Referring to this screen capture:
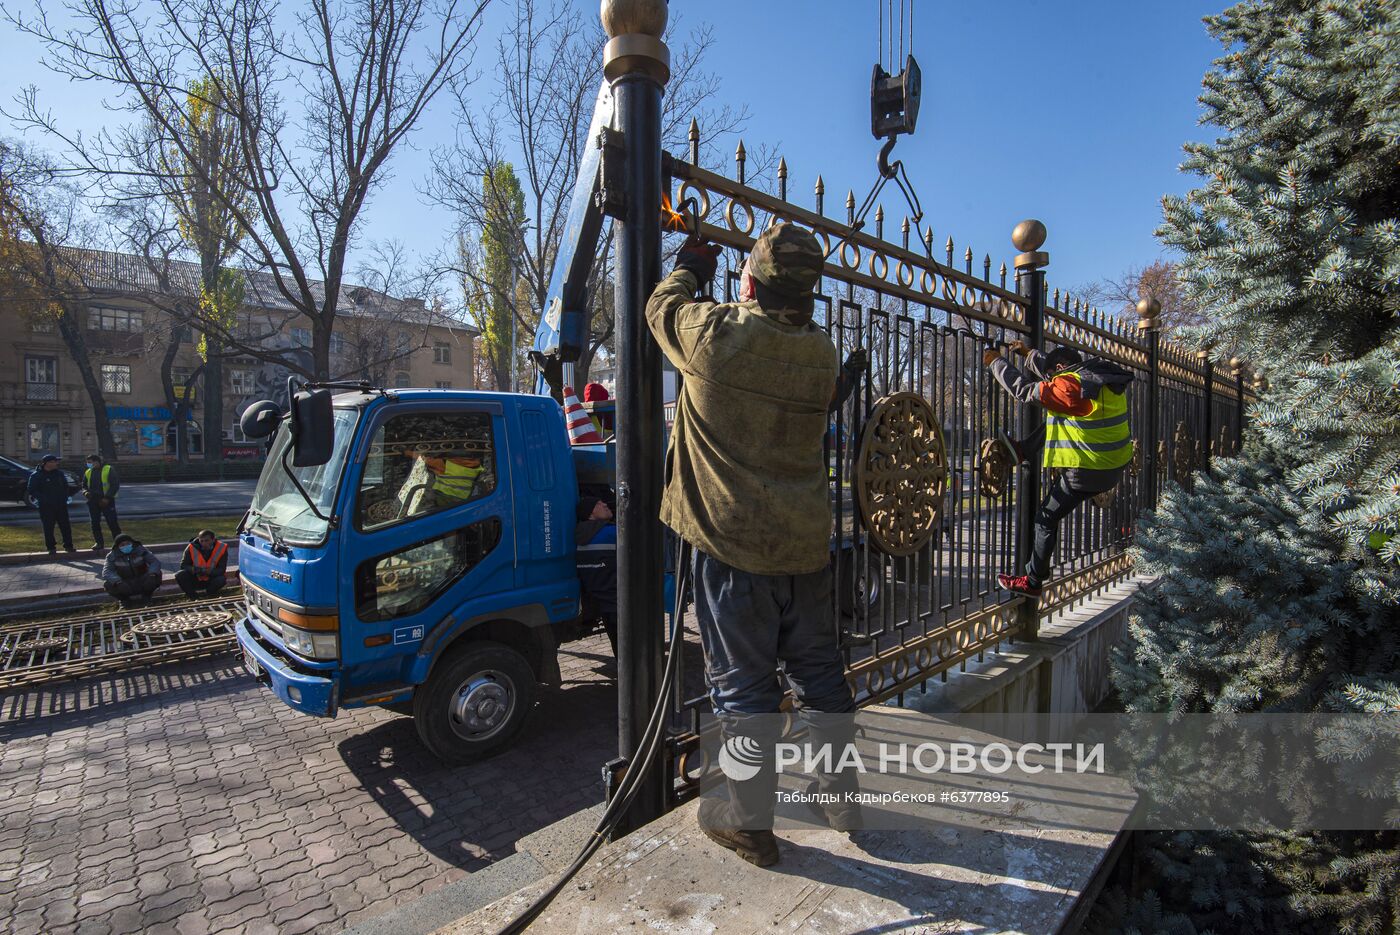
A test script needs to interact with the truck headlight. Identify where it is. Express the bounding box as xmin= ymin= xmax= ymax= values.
xmin=282 ymin=627 xmax=339 ymax=660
